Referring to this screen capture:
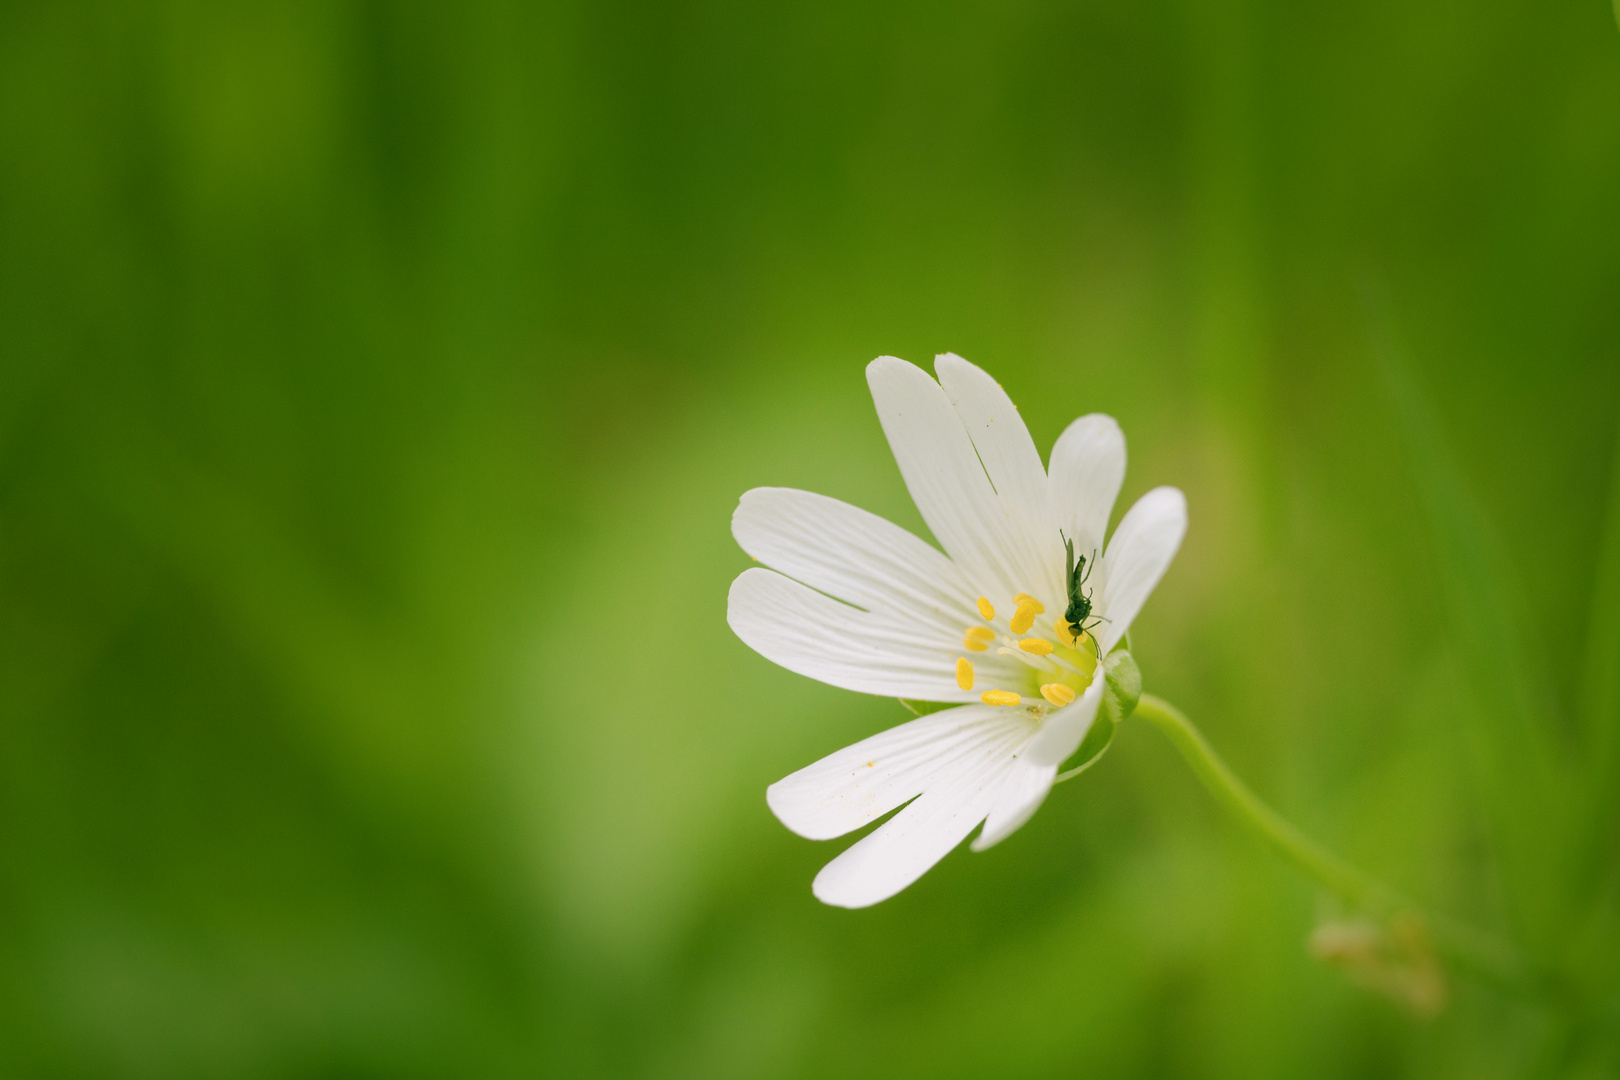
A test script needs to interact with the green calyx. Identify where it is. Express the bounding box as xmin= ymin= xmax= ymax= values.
xmin=1056 ymin=649 xmax=1142 ymax=781
xmin=1102 ymin=650 xmax=1142 ymax=724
